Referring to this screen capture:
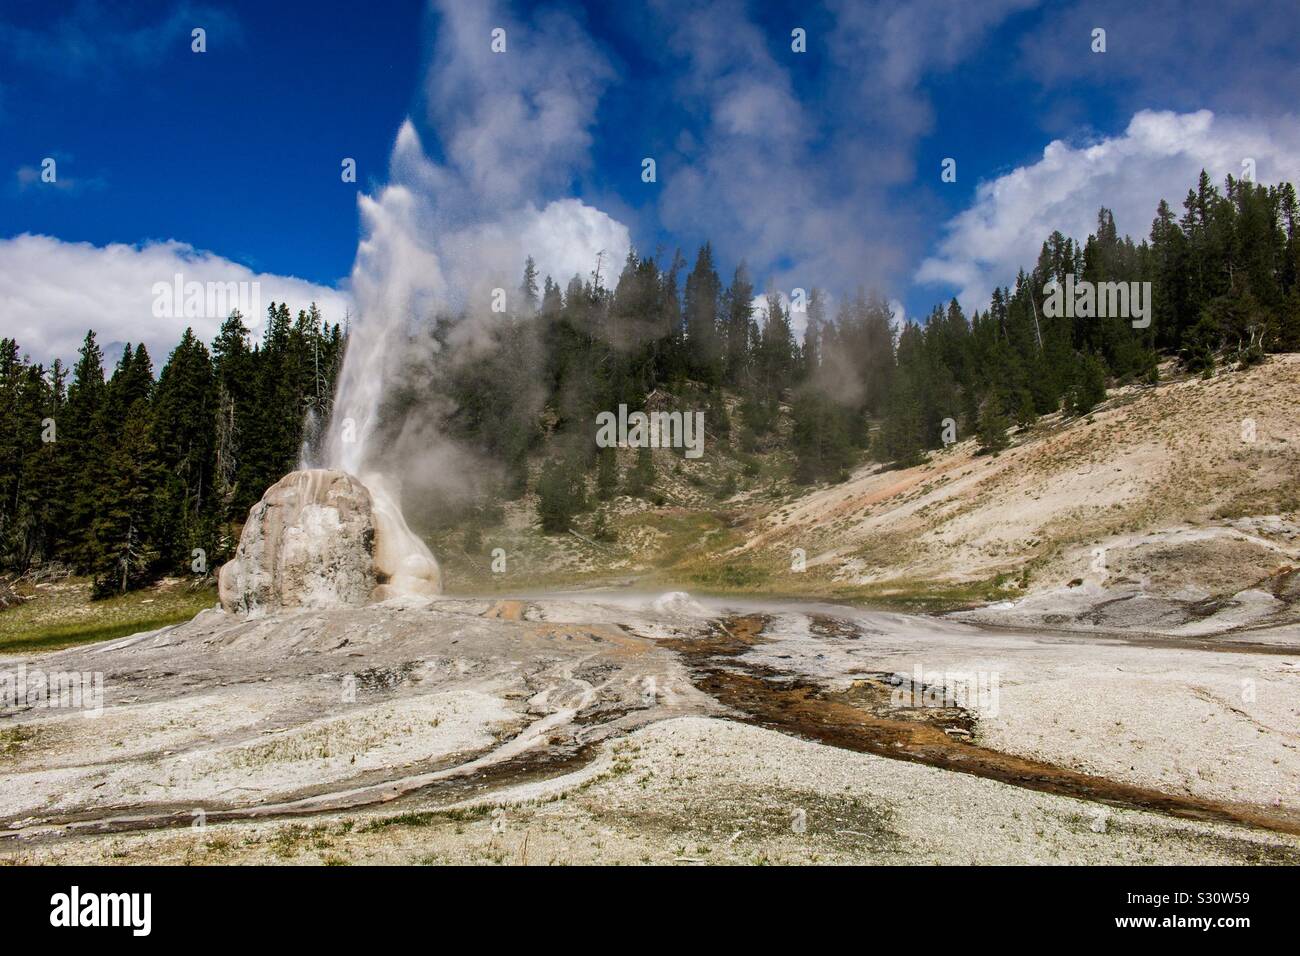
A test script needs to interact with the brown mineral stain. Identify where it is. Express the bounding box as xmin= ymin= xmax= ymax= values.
xmin=483 ymin=600 xmax=526 ymax=621
xmin=670 ymin=616 xmax=1300 ymax=837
